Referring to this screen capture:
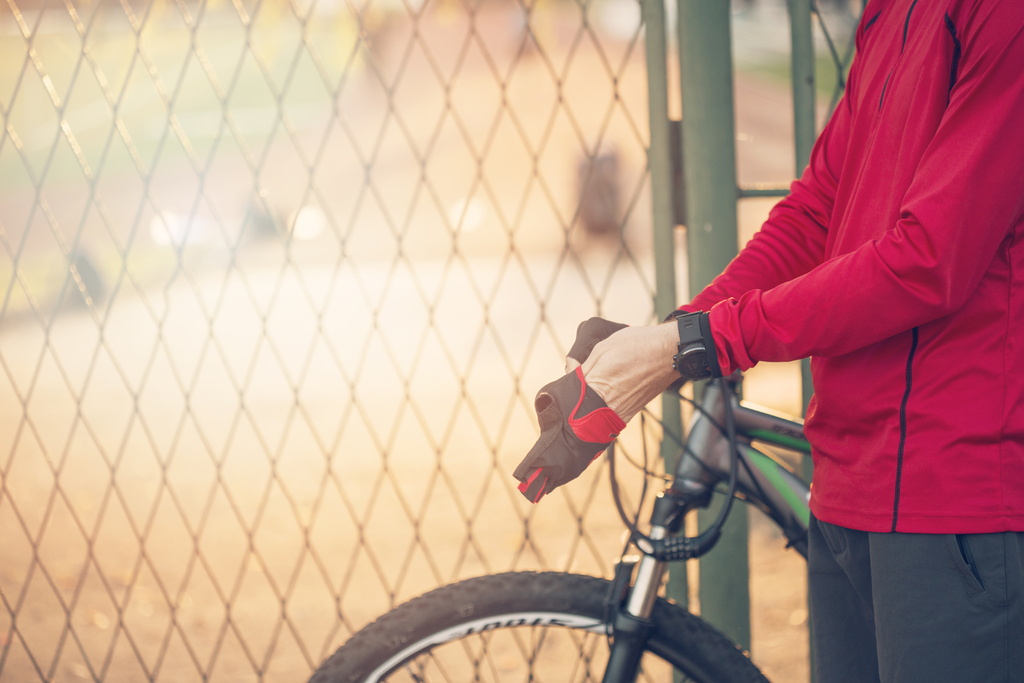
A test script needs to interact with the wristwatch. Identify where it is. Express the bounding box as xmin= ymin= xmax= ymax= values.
xmin=668 ymin=310 xmax=722 ymax=380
